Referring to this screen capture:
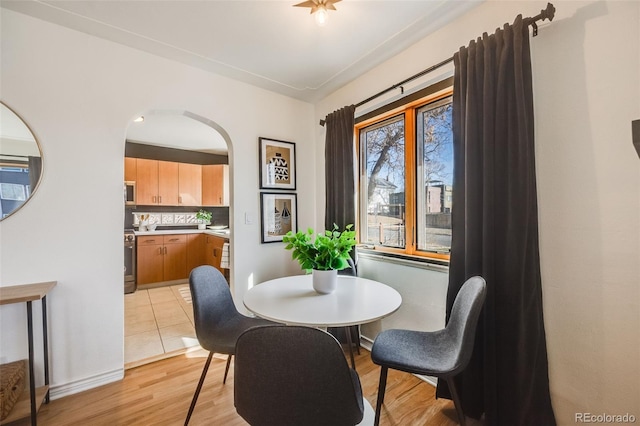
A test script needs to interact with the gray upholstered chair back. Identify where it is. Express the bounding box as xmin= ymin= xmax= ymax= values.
xmin=338 ymin=248 xmax=358 ymax=276
xmin=189 ymin=265 xmax=238 ymax=351
xmin=442 ymin=276 xmax=486 ymax=376
xmin=234 ymin=325 xmax=365 ymax=426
